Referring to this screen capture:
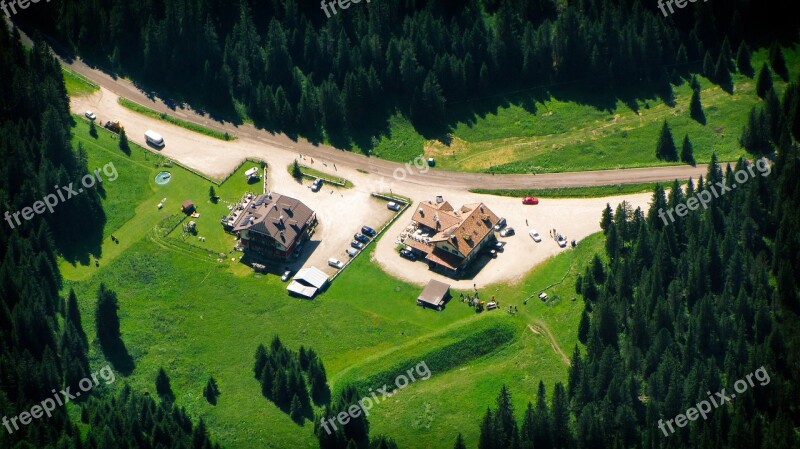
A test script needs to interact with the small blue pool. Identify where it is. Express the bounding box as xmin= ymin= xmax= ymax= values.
xmin=155 ymin=171 xmax=172 ymax=185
